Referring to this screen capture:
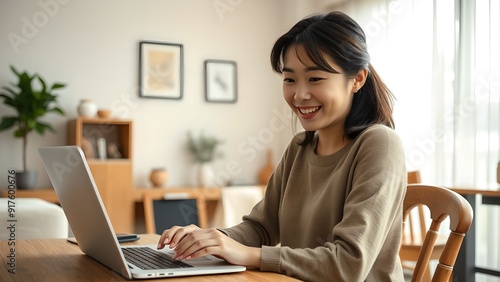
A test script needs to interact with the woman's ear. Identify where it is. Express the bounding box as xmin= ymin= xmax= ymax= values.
xmin=352 ymin=68 xmax=368 ymax=93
